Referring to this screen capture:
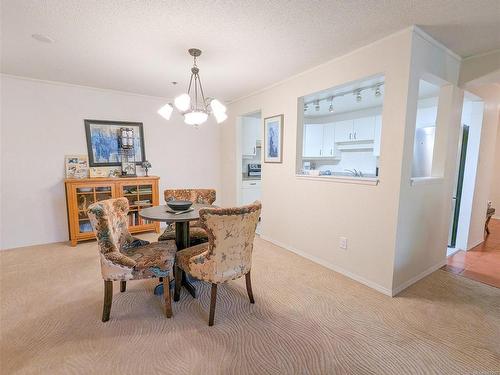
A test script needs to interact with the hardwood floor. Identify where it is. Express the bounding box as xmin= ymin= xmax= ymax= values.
xmin=443 ymin=218 xmax=500 ymax=288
